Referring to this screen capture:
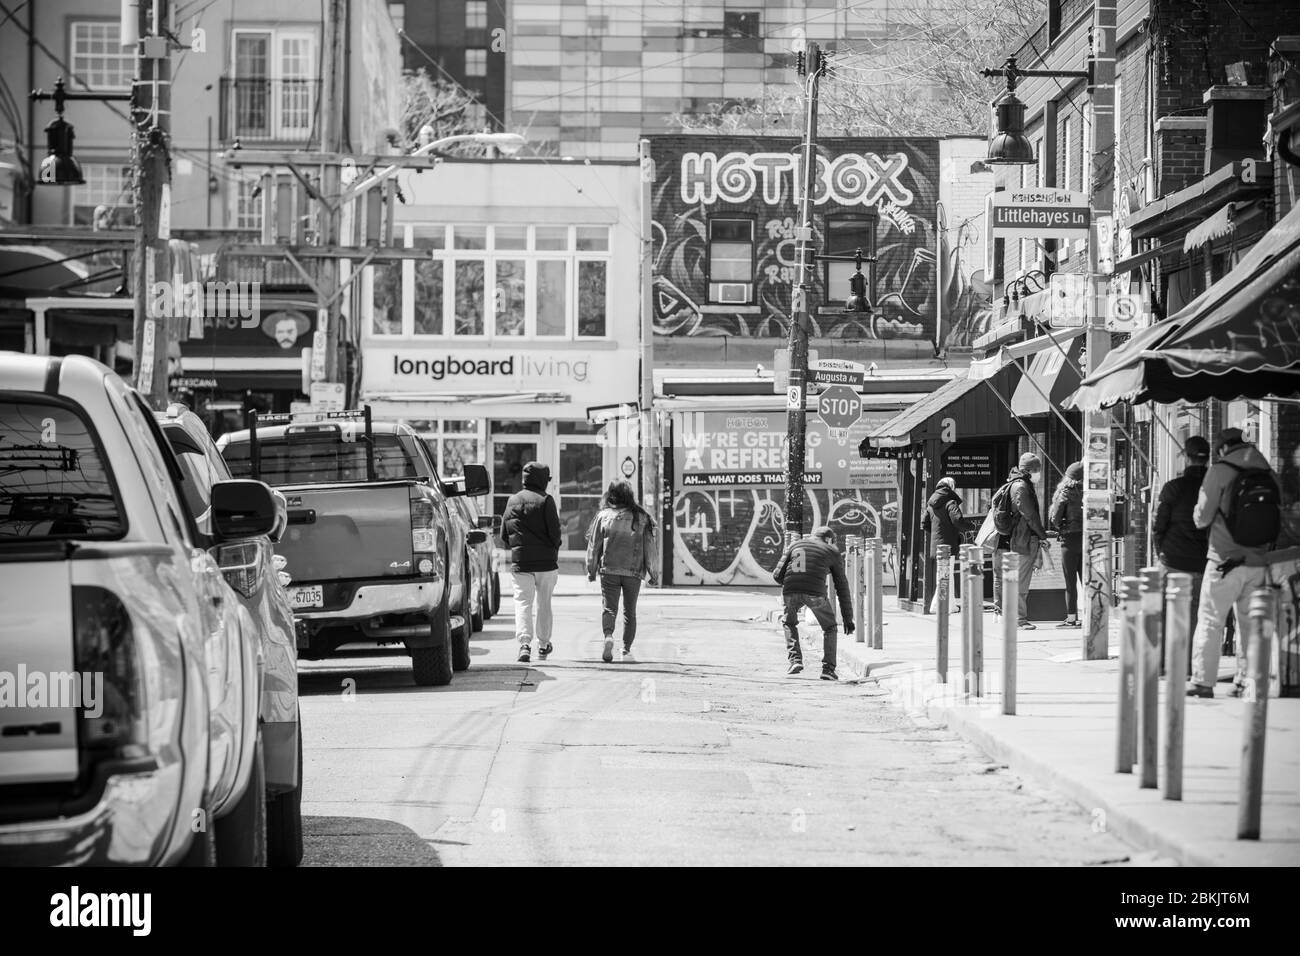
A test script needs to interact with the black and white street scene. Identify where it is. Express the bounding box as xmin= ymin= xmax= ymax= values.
xmin=1 ymin=0 xmax=1298 ymax=896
